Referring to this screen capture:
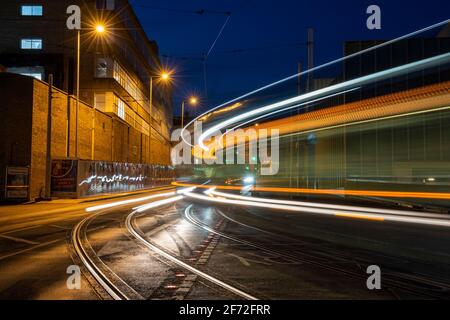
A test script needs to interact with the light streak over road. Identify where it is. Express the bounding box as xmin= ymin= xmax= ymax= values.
xmin=181 ymin=19 xmax=450 ymax=148
xmin=172 ymin=182 xmax=450 ymax=200
xmin=85 ymin=191 xmax=176 ymax=212
xmin=183 ymin=190 xmax=450 ymax=228
xmin=198 ymin=52 xmax=450 ymax=150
